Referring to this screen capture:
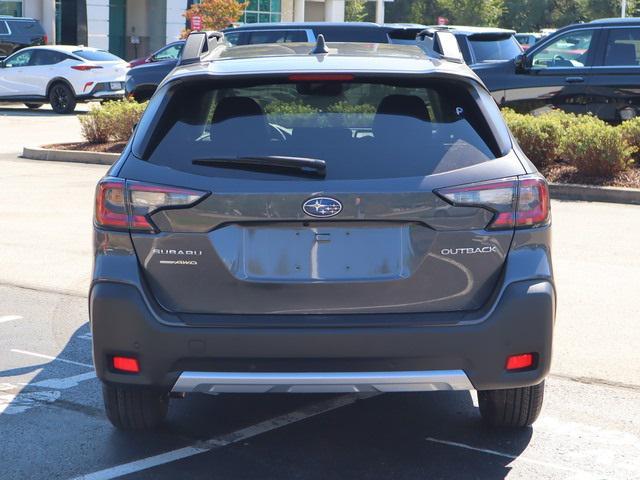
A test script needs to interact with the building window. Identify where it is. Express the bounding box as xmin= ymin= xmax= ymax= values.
xmin=243 ymin=0 xmax=281 ymax=23
xmin=0 ymin=1 xmax=22 ymax=16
